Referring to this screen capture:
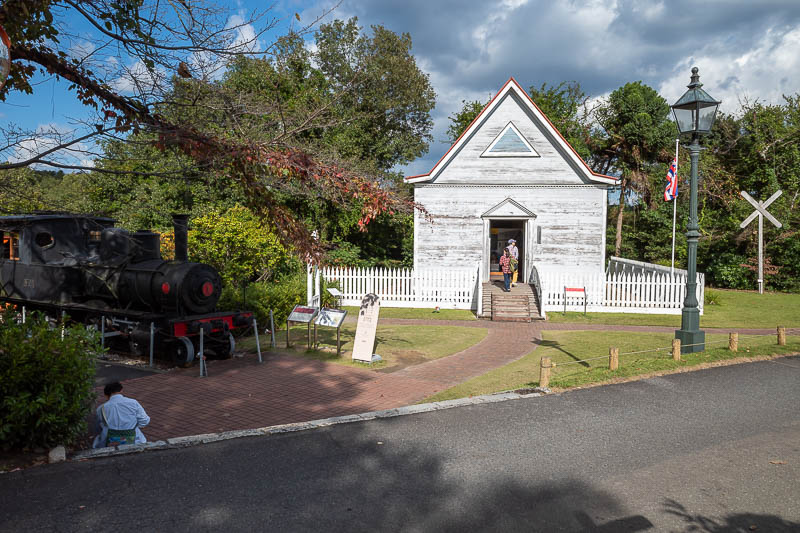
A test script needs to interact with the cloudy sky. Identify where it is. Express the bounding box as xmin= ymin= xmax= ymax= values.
xmin=3 ymin=0 xmax=800 ymax=176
